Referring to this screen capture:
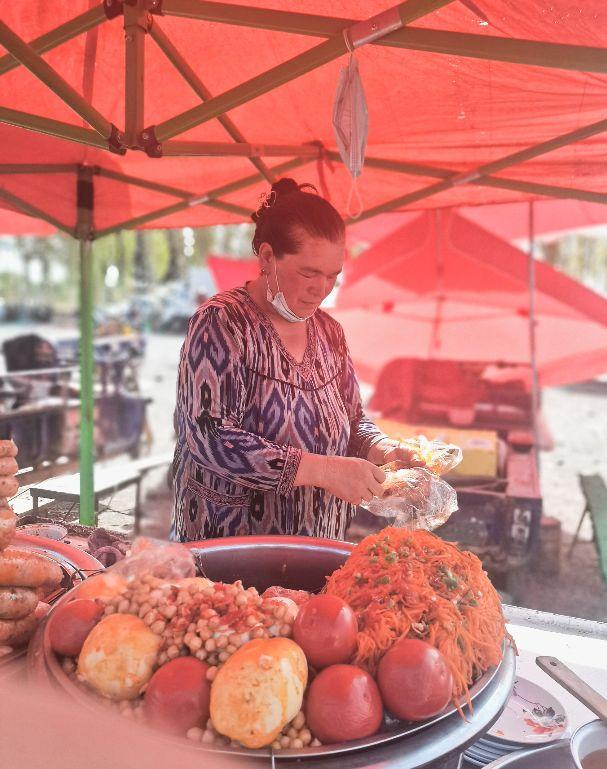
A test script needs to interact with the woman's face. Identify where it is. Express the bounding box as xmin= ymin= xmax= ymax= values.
xmin=260 ymin=232 xmax=345 ymax=318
